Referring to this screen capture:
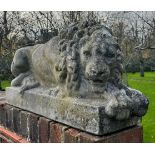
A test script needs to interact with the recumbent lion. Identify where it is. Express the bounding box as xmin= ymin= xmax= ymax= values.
xmin=11 ymin=21 xmax=149 ymax=120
